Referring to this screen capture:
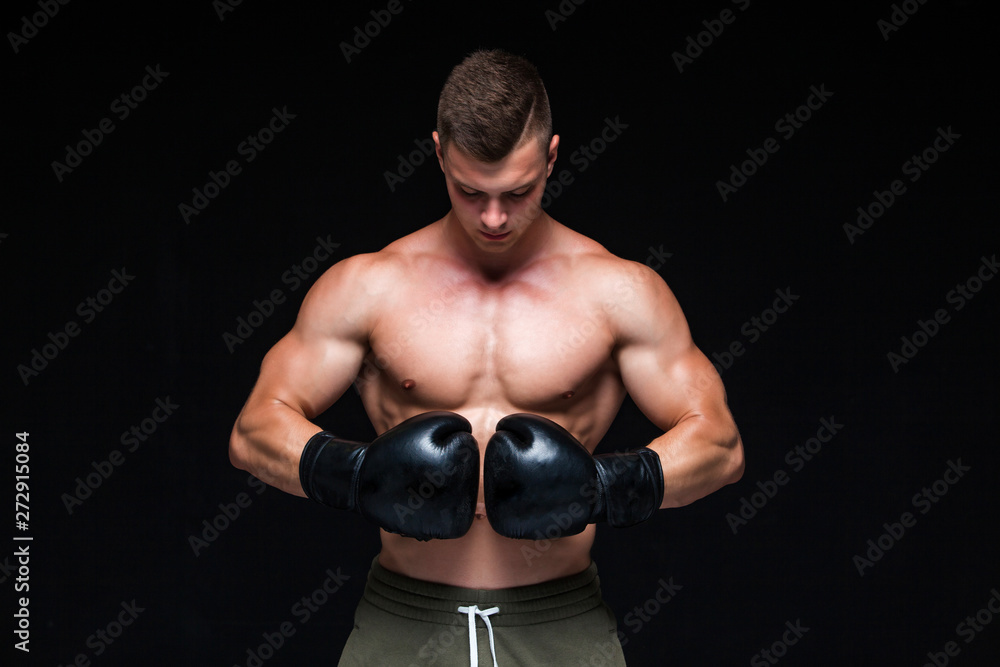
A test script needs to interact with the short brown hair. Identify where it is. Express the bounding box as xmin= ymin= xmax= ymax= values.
xmin=436 ymin=49 xmax=552 ymax=163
